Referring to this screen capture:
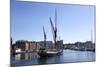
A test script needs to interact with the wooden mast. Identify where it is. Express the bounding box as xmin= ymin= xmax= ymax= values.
xmin=49 ymin=8 xmax=58 ymax=50
xmin=43 ymin=26 xmax=46 ymax=48
xmin=54 ymin=8 xmax=57 ymax=50
xmin=50 ymin=17 xmax=55 ymax=49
